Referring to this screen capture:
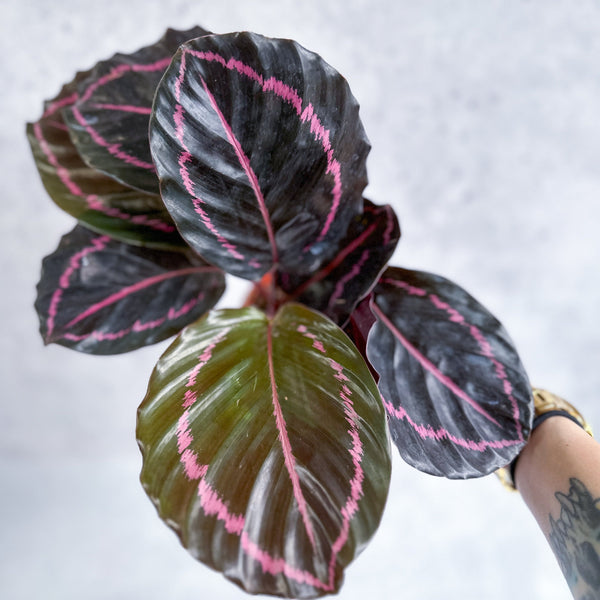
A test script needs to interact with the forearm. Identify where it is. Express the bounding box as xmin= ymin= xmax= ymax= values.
xmin=515 ymin=416 xmax=600 ymax=599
